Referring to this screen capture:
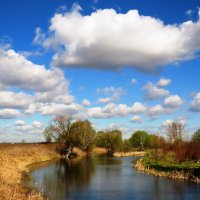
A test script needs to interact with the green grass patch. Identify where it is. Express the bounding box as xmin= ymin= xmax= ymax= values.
xmin=142 ymin=155 xmax=200 ymax=173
